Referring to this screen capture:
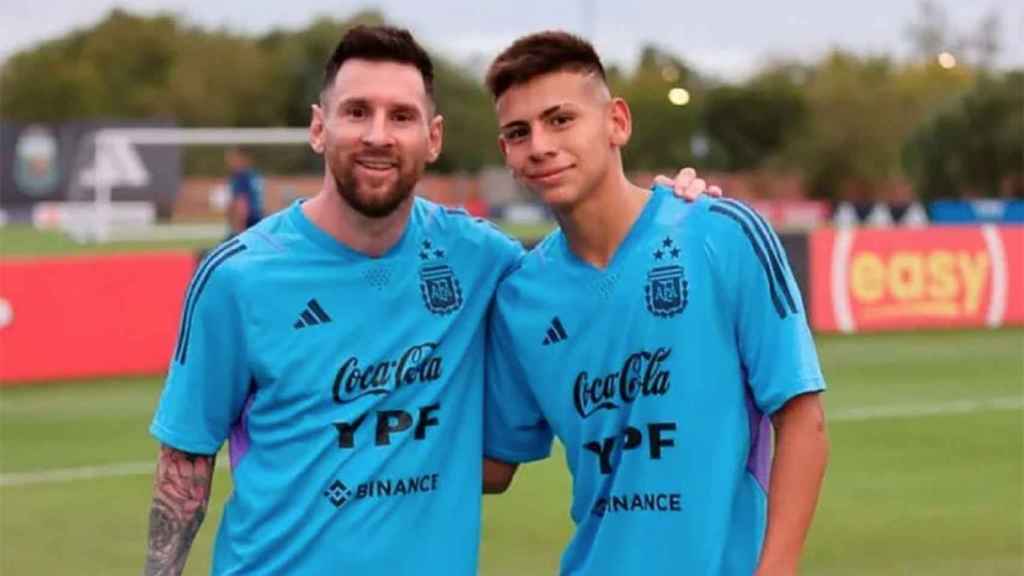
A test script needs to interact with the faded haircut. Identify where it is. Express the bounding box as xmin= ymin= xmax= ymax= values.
xmin=485 ymin=30 xmax=607 ymax=100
